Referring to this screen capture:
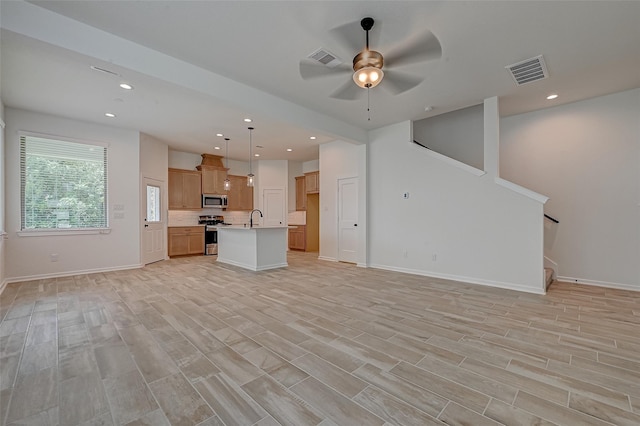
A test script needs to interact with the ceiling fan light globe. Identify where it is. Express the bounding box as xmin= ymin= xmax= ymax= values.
xmin=353 ymin=67 xmax=384 ymax=89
